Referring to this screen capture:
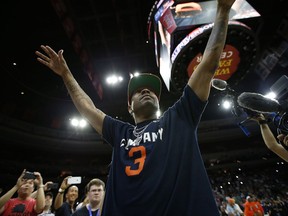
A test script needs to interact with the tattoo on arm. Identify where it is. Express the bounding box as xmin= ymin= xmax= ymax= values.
xmin=65 ymin=79 xmax=96 ymax=109
xmin=204 ymin=16 xmax=229 ymax=74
